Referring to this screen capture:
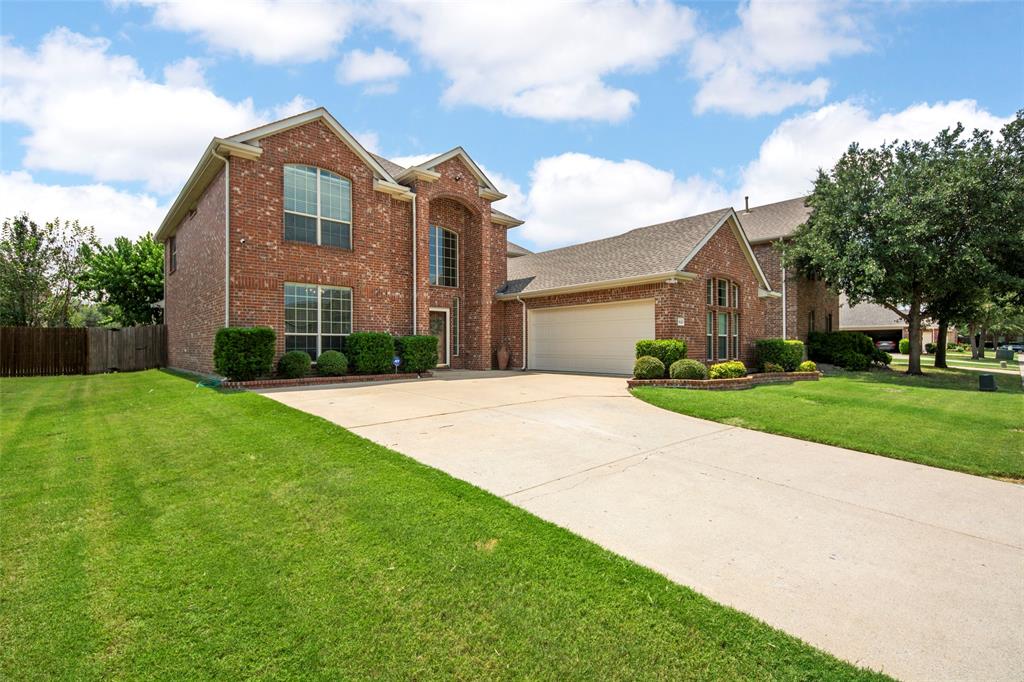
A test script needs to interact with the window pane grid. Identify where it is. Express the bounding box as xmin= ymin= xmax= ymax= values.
xmin=284 ymin=165 xmax=352 ymax=248
xmin=284 ymin=283 xmax=352 ymax=359
xmin=429 ymin=226 xmax=458 ymax=287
